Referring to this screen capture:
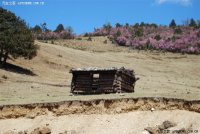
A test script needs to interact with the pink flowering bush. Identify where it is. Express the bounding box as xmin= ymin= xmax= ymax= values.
xmin=116 ymin=36 xmax=127 ymax=46
xmin=34 ymin=31 xmax=74 ymax=40
xmin=90 ymin=25 xmax=200 ymax=54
